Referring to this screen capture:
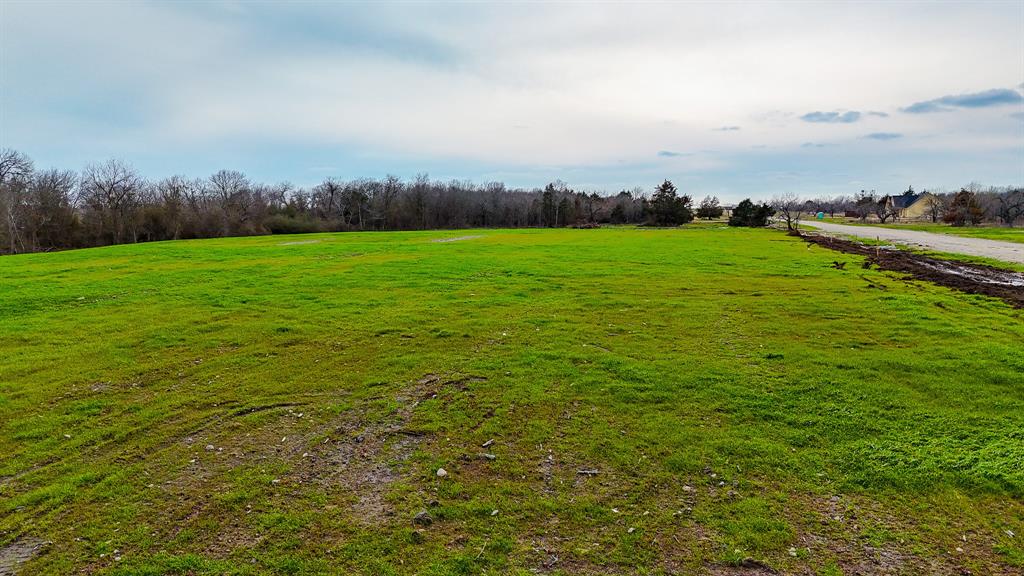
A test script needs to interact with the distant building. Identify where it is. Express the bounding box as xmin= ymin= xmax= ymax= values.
xmin=882 ymin=190 xmax=936 ymax=220
xmin=721 ymin=205 xmax=735 ymax=217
